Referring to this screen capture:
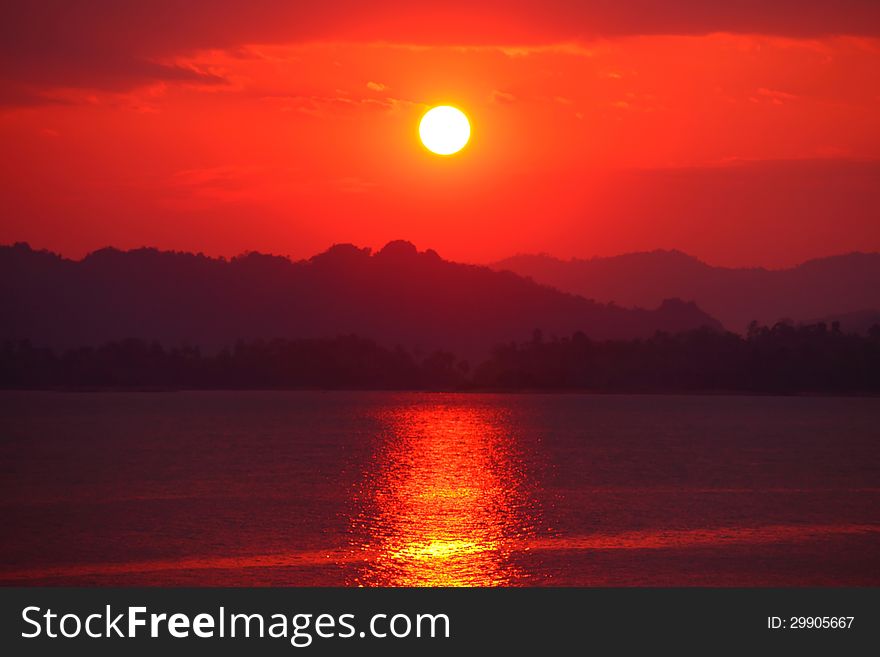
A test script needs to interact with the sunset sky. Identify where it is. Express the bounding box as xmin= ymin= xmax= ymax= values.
xmin=2 ymin=1 xmax=879 ymax=267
